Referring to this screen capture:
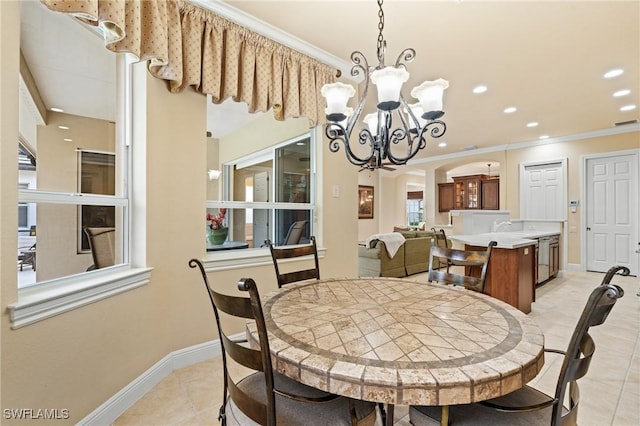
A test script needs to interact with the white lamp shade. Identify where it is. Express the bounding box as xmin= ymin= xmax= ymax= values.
xmin=363 ymin=113 xmax=379 ymax=136
xmin=411 ymin=78 xmax=449 ymax=115
xmin=370 ymin=66 xmax=410 ymax=109
xmin=321 ymin=82 xmax=355 ymax=116
xmin=404 ymin=103 xmax=427 ymax=129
